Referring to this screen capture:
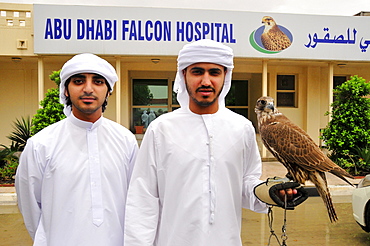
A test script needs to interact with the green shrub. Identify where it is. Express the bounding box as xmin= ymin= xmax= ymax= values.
xmin=0 ymin=117 xmax=31 ymax=181
xmin=31 ymin=70 xmax=65 ymax=135
xmin=49 ymin=70 xmax=61 ymax=86
xmin=0 ymin=143 xmax=20 ymax=180
xmin=321 ymin=75 xmax=370 ymax=175
xmin=354 ymin=145 xmax=370 ymax=164
xmin=0 ymin=157 xmax=19 ymax=180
